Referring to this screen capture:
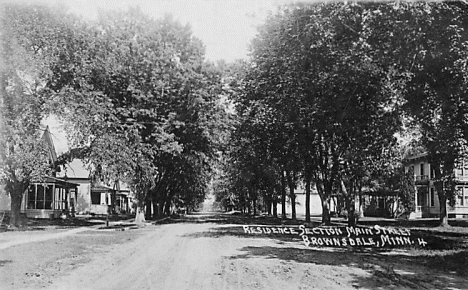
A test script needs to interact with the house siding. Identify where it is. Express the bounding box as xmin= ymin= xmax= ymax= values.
xmin=405 ymin=154 xmax=468 ymax=218
xmin=0 ymin=186 xmax=10 ymax=212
